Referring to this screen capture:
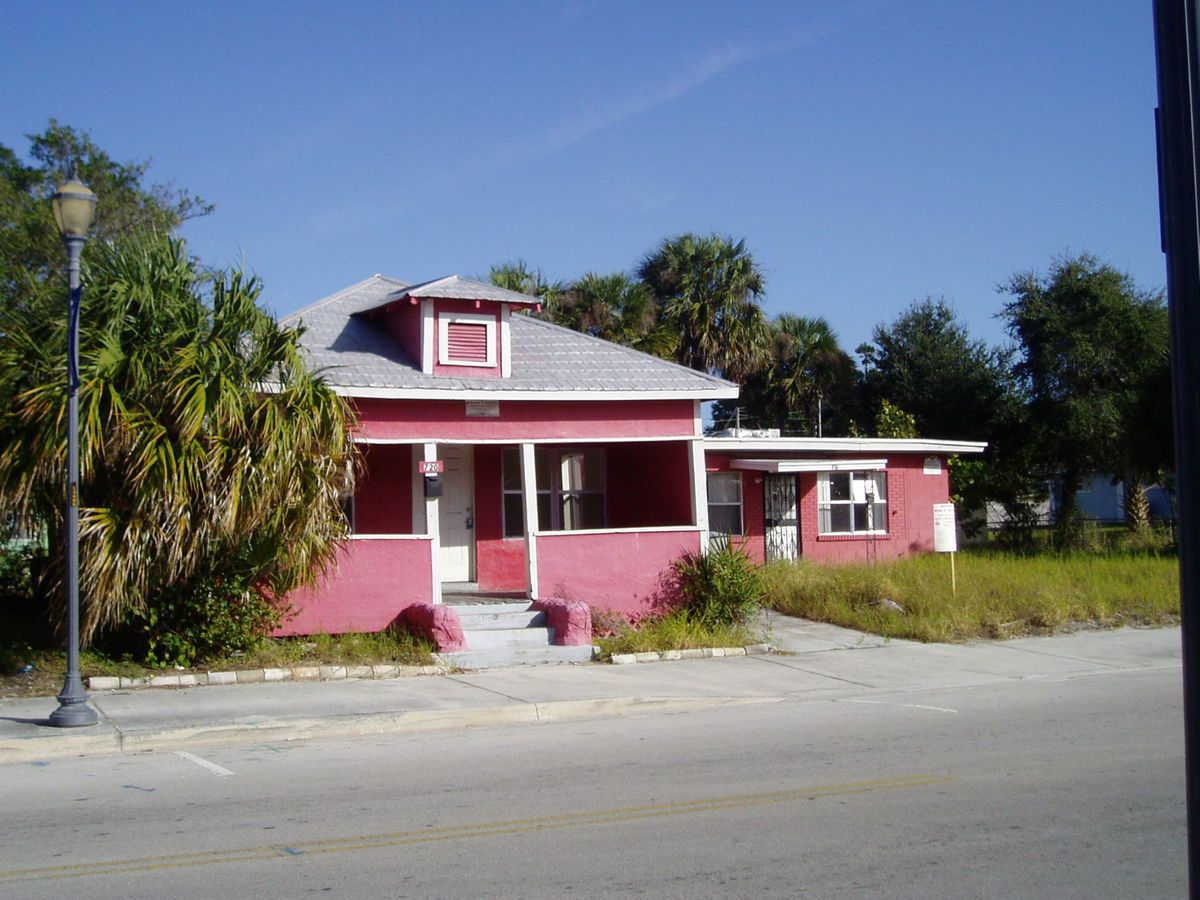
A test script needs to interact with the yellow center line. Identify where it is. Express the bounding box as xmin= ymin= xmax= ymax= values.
xmin=1 ymin=773 xmax=954 ymax=883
